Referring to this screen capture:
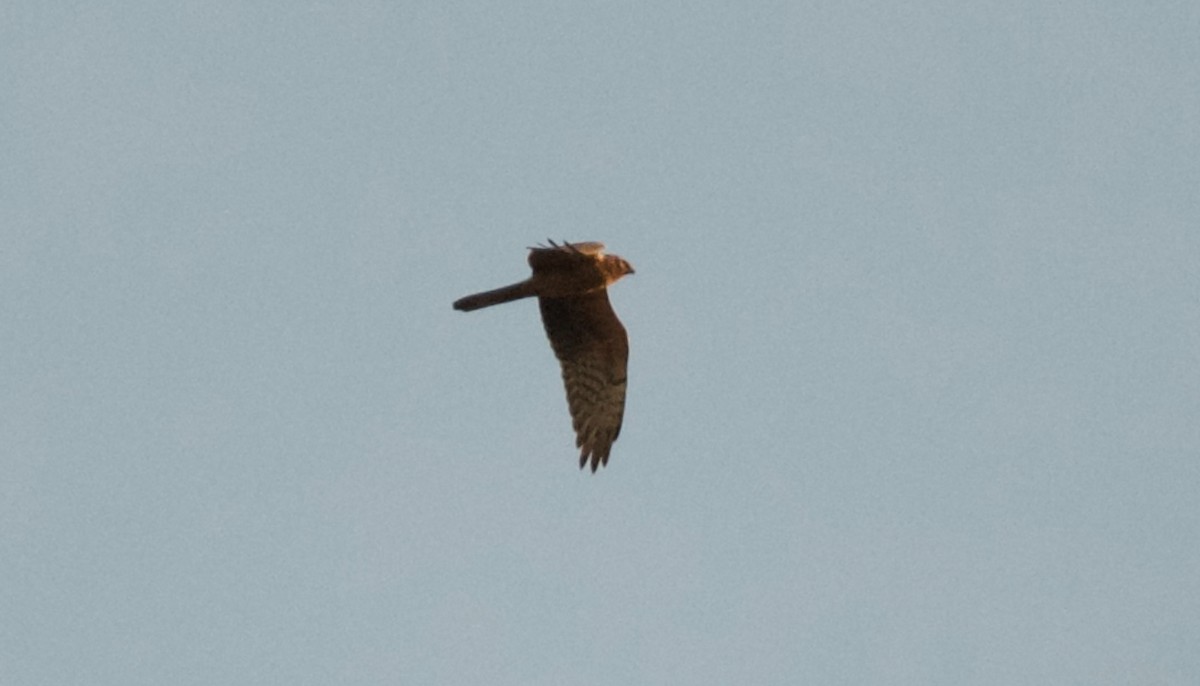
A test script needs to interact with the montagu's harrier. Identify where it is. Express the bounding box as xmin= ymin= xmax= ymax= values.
xmin=453 ymin=240 xmax=634 ymax=472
